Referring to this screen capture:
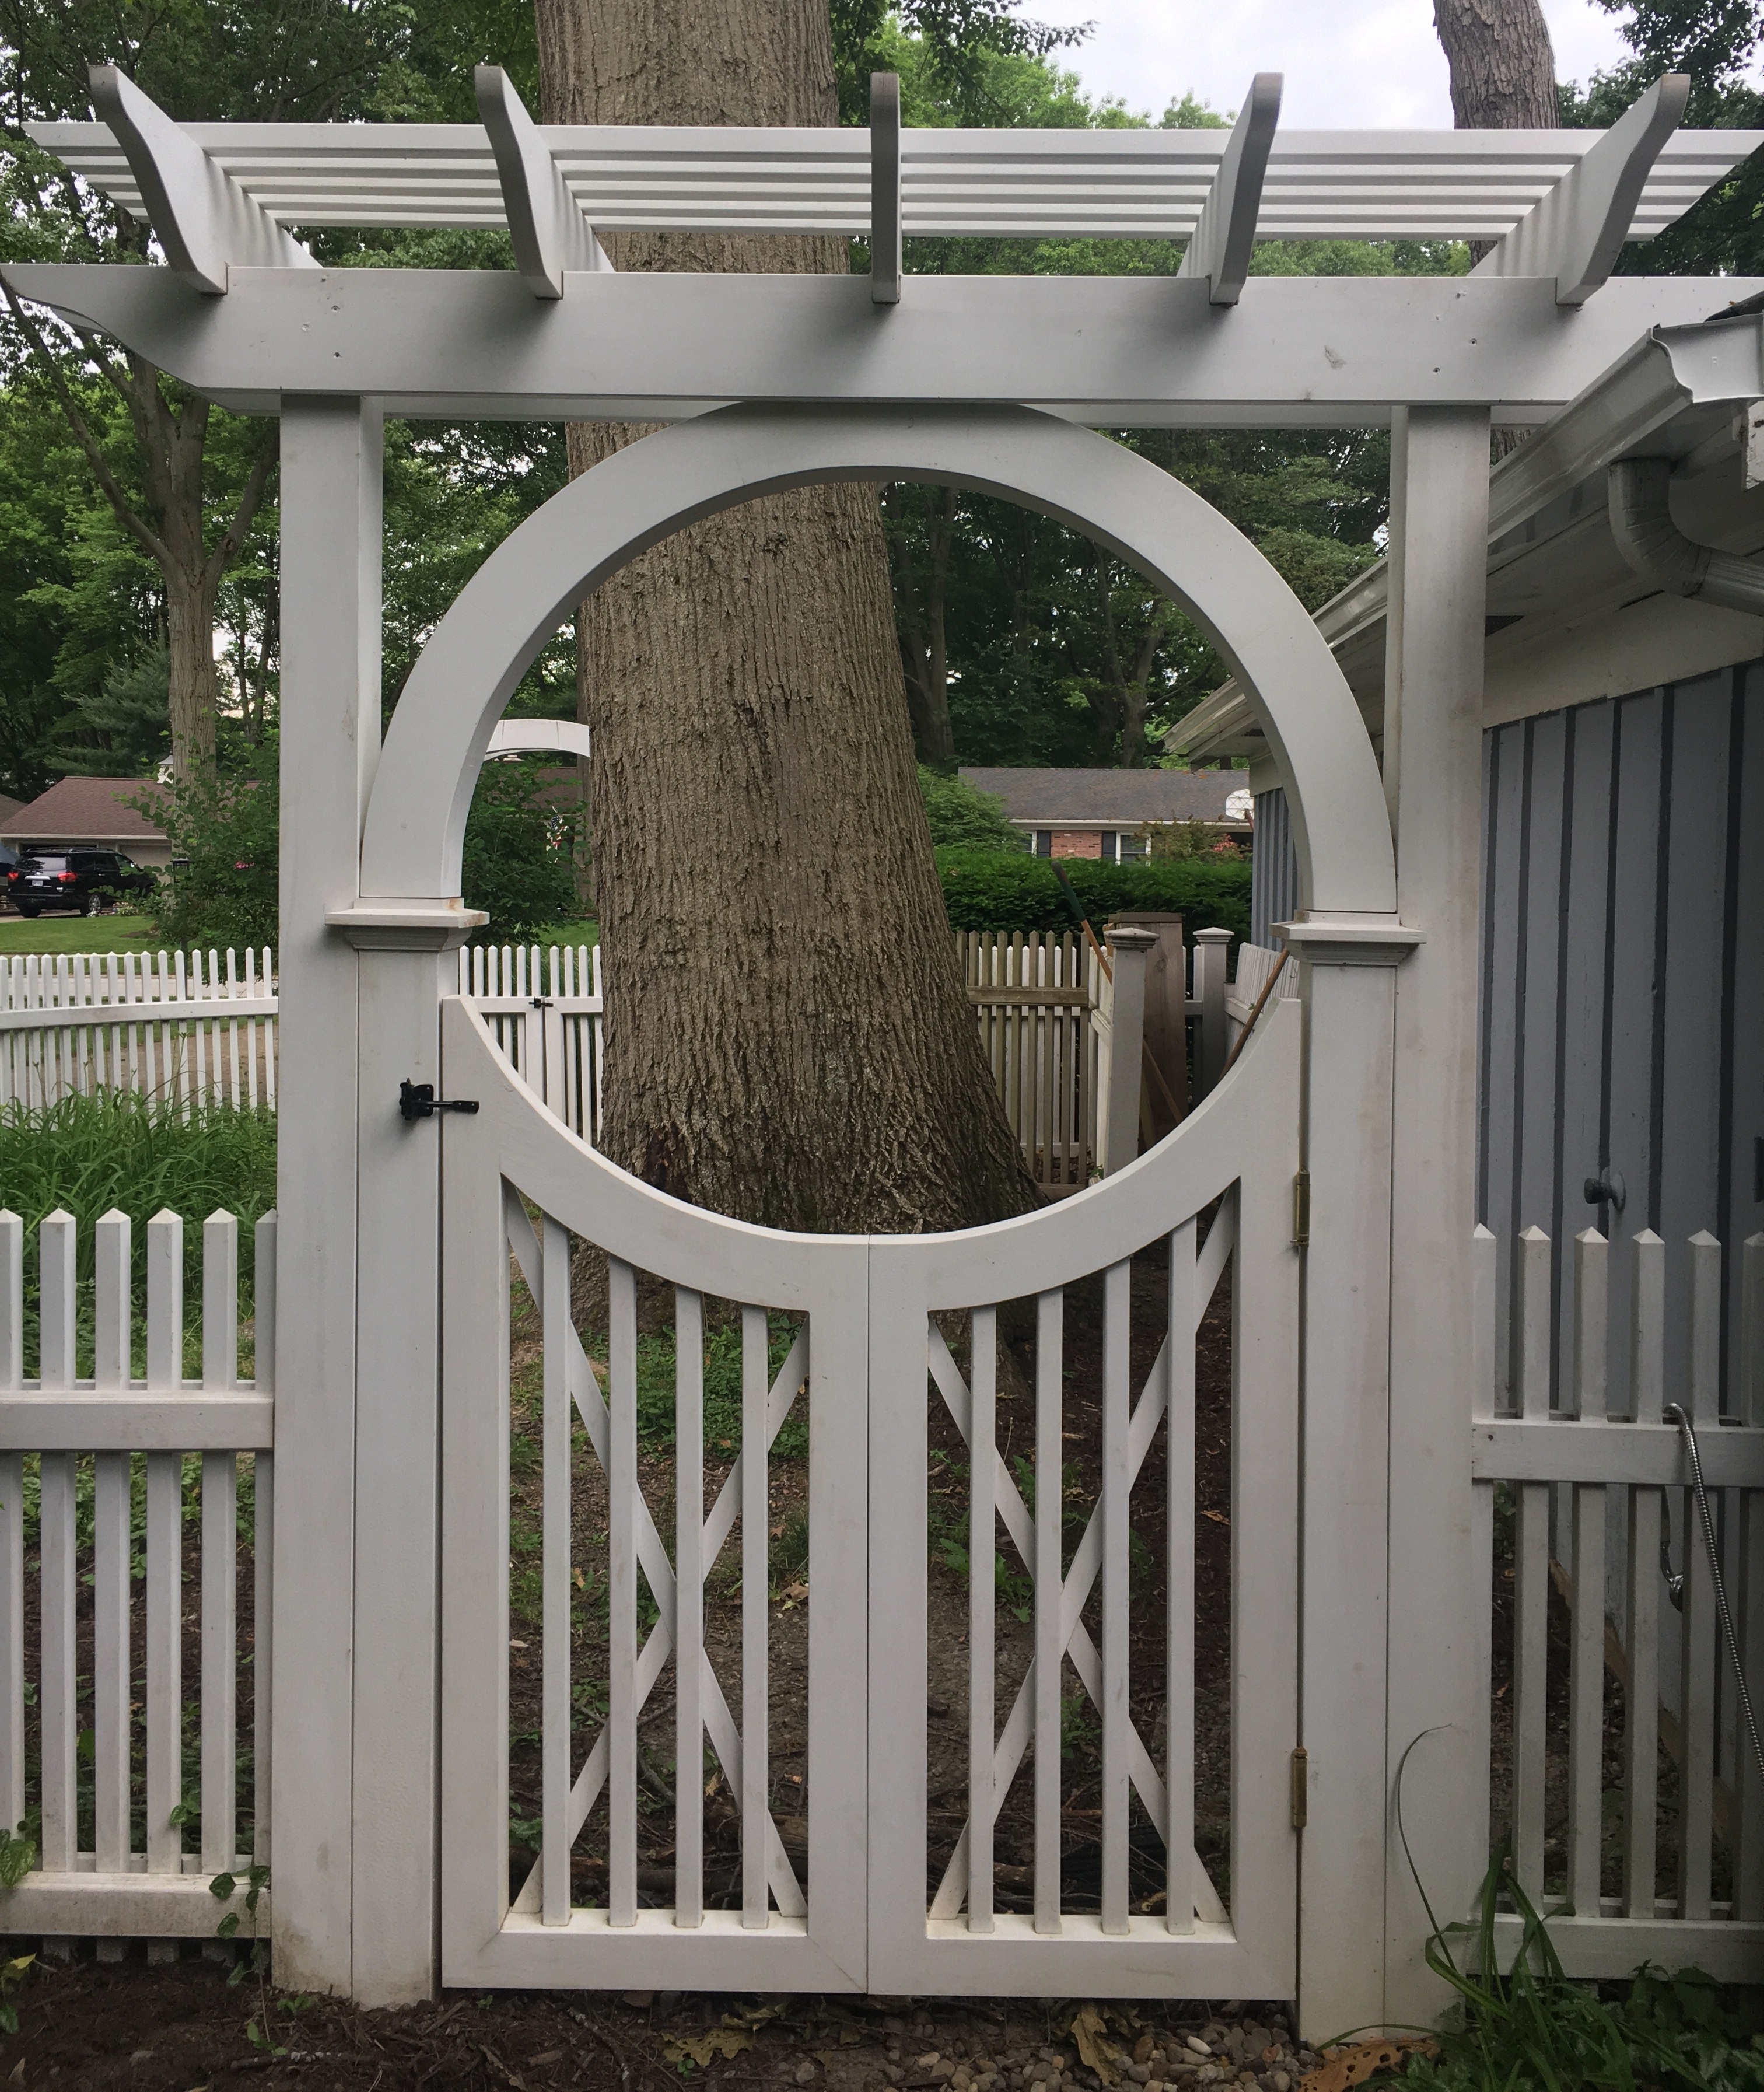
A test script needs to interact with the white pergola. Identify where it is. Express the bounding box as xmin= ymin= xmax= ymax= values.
xmin=9 ymin=62 xmax=1762 ymax=2022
